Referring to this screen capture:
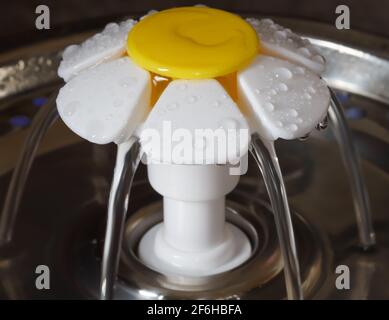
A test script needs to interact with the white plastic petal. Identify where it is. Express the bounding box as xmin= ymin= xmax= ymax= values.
xmin=247 ymin=18 xmax=325 ymax=74
xmin=57 ymin=57 xmax=151 ymax=144
xmin=58 ymin=19 xmax=136 ymax=81
xmin=238 ymin=55 xmax=330 ymax=141
xmin=140 ymin=79 xmax=250 ymax=165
